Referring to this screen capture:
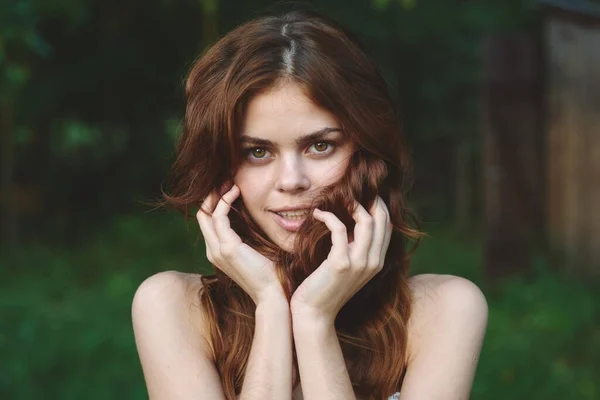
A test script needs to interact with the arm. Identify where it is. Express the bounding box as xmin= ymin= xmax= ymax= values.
xmin=400 ymin=274 xmax=488 ymax=400
xmin=132 ymin=271 xmax=225 ymax=399
xmin=292 ymin=314 xmax=356 ymax=400
xmin=132 ymin=271 xmax=293 ymax=400
xmin=288 ymin=198 xmax=393 ymax=400
xmin=239 ymin=289 xmax=293 ymax=400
